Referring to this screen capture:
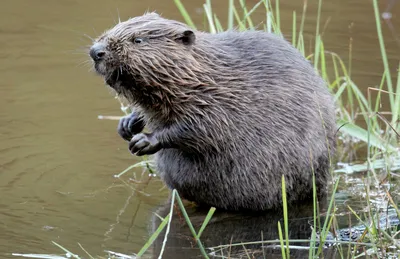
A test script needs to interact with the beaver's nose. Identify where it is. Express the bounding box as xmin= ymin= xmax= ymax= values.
xmin=89 ymin=42 xmax=106 ymax=61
